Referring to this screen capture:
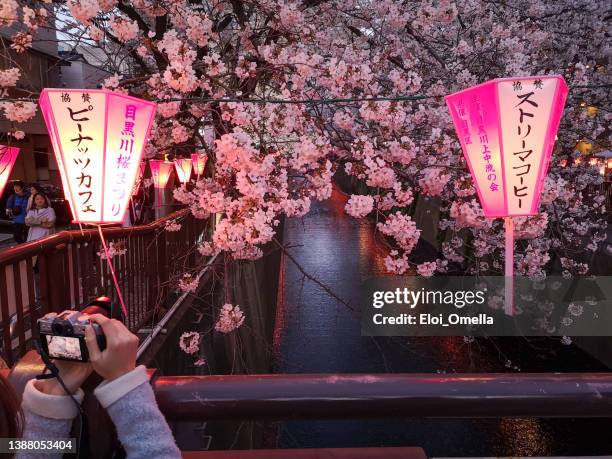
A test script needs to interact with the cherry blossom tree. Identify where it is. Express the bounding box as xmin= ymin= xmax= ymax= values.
xmin=1 ymin=0 xmax=610 ymax=282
